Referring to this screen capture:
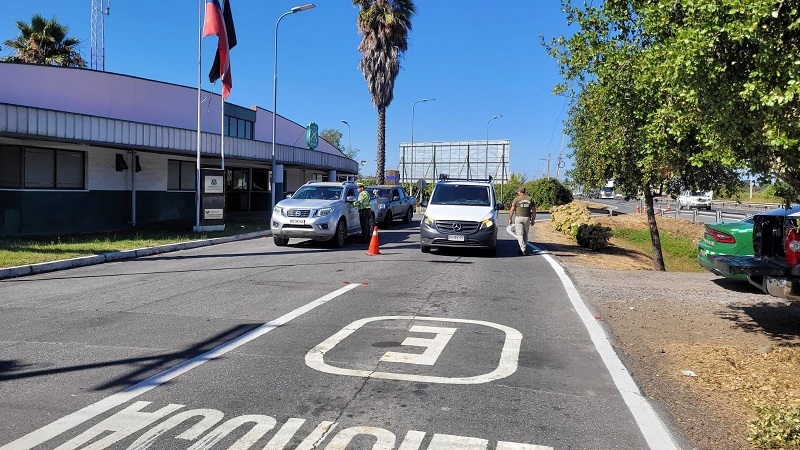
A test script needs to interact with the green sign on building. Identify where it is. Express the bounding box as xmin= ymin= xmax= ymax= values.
xmin=306 ymin=122 xmax=319 ymax=150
